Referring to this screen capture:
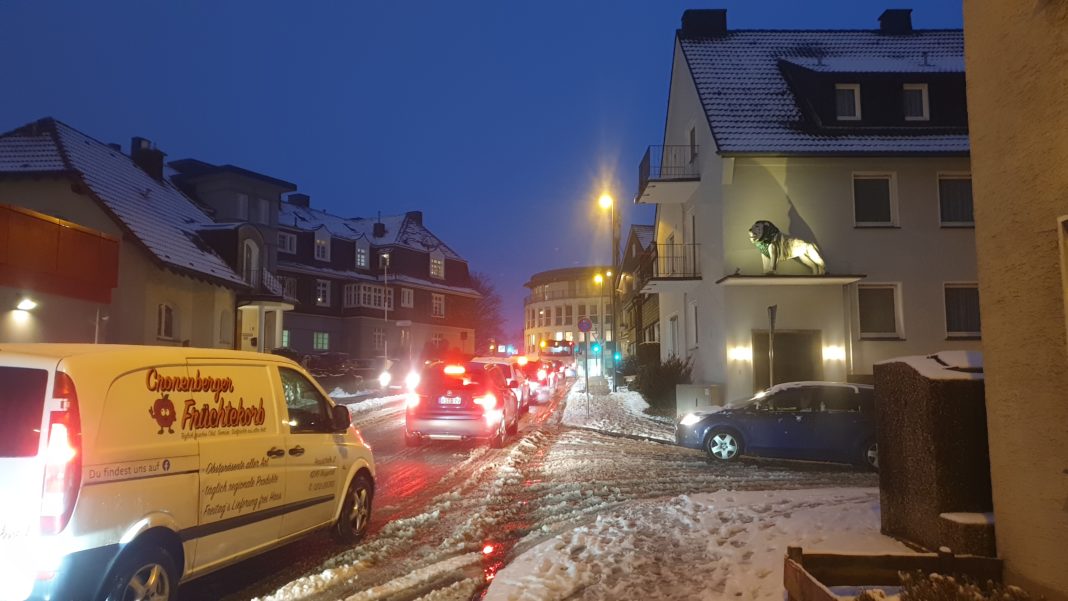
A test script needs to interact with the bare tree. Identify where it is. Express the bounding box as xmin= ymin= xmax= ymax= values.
xmin=470 ymin=271 xmax=504 ymax=352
